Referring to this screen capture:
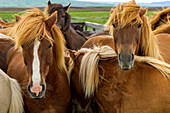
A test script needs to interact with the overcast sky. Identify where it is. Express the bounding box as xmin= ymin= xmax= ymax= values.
xmin=77 ymin=0 xmax=170 ymax=3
